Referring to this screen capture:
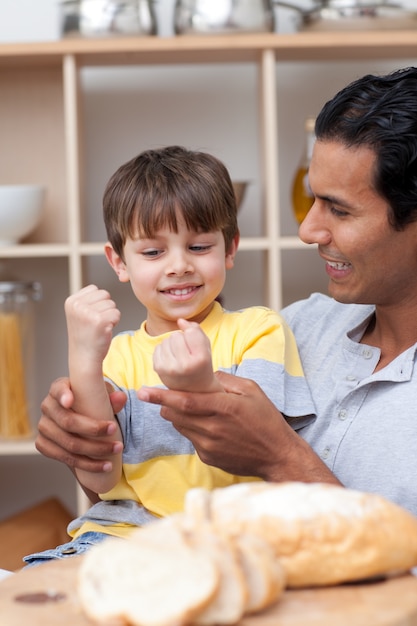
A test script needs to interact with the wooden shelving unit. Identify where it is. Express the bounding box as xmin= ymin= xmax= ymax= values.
xmin=1 ymin=30 xmax=416 ymax=513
